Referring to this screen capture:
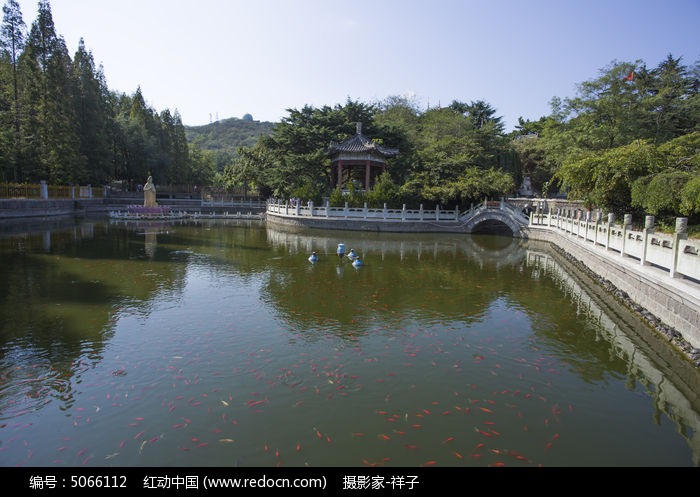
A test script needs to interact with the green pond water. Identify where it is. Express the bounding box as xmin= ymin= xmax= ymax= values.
xmin=0 ymin=217 xmax=698 ymax=468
